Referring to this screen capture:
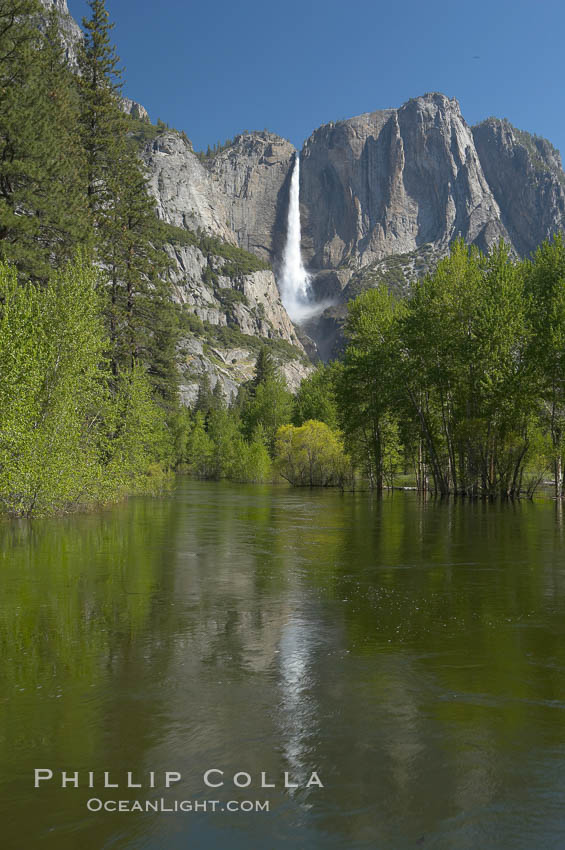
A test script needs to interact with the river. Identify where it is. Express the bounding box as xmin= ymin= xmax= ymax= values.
xmin=2 ymin=479 xmax=565 ymax=849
